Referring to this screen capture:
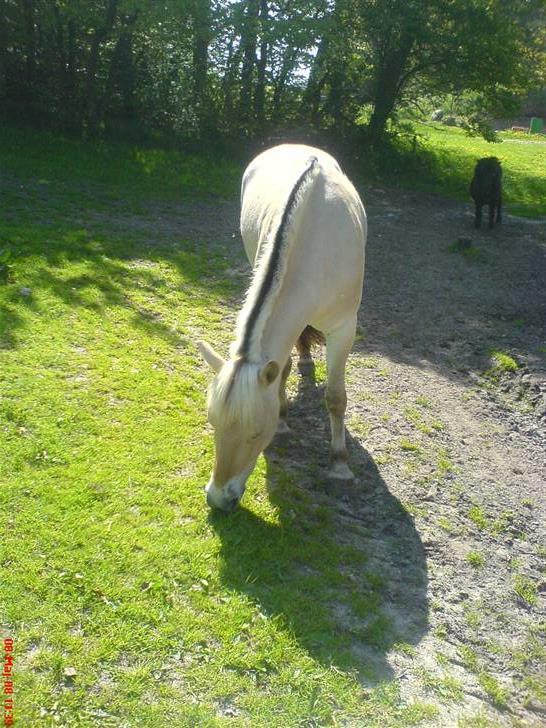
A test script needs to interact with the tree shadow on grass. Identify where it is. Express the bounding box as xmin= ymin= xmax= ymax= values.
xmin=209 ymin=368 xmax=428 ymax=684
xmin=0 ymin=224 xmax=241 ymax=350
